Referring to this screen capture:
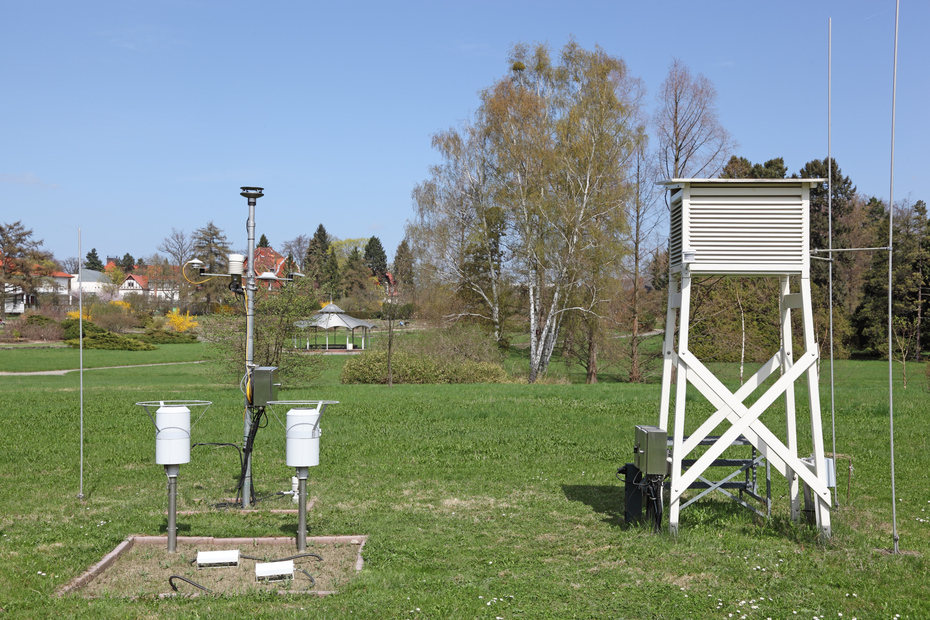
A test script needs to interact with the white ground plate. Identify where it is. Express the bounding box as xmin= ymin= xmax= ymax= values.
xmin=255 ymin=560 xmax=294 ymax=581
xmin=196 ymin=549 xmax=239 ymax=568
